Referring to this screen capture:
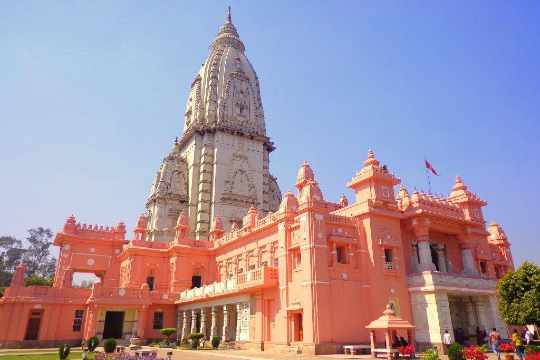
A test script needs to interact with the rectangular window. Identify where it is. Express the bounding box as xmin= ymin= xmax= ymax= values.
xmin=72 ymin=310 xmax=84 ymax=332
xmin=153 ymin=311 xmax=164 ymax=330
xmin=384 ymin=249 xmax=394 ymax=270
xmin=480 ymin=261 xmax=487 ymax=274
xmin=336 ymin=246 xmax=347 ymax=264
xmin=291 ymin=247 xmax=301 ymax=270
